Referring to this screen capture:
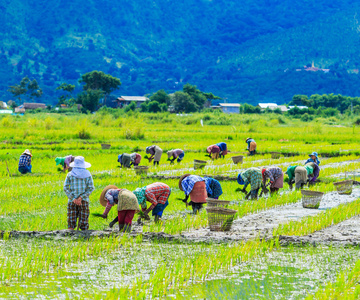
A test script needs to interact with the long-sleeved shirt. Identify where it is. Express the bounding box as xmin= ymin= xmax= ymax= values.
xmin=246 ymin=139 xmax=255 ymax=150
xmin=146 ymin=145 xmax=156 ymax=155
xmin=19 ymin=154 xmax=31 ymax=167
xmin=130 ymin=153 xmax=141 ymax=164
xmin=103 ymin=189 xmax=121 ymax=216
xmin=144 ymin=183 xmax=171 ymax=214
xmin=181 ymin=175 xmax=212 ymax=196
xmin=305 ymin=157 xmax=320 ymax=165
xmin=172 ymin=149 xmax=184 ymax=158
xmin=263 ymin=167 xmax=283 ymax=185
xmin=63 ymin=174 xmax=95 ymax=203
xmin=64 ymin=155 xmax=74 ymax=168
xmin=206 ymin=145 xmax=220 ymax=154
xmin=286 ymin=166 xmax=297 ymax=182
xmin=241 ymin=168 xmax=262 ymax=191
